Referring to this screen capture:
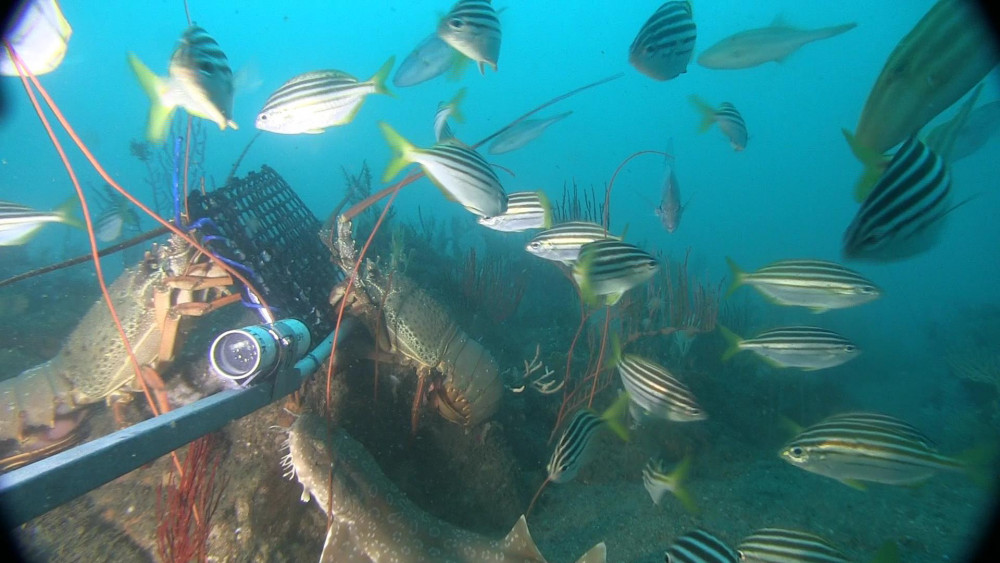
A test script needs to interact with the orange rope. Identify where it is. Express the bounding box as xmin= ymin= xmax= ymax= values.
xmin=602 ymin=150 xmax=668 ymax=234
